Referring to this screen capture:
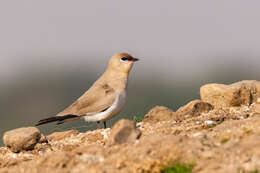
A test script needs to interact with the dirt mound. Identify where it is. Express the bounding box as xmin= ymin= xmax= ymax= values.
xmin=1 ymin=80 xmax=260 ymax=173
